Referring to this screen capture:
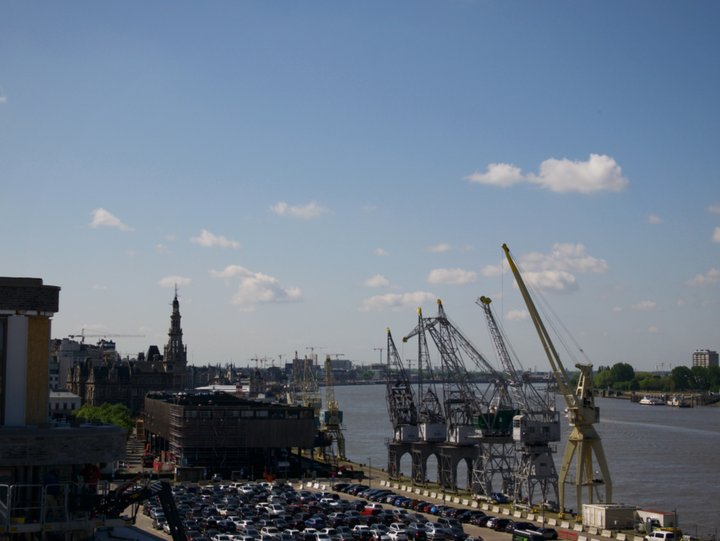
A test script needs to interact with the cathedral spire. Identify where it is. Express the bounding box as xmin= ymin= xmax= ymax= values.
xmin=164 ymin=288 xmax=187 ymax=389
